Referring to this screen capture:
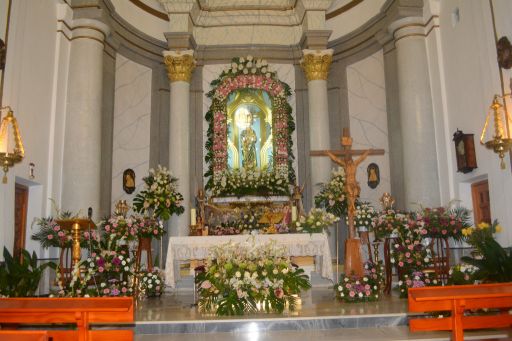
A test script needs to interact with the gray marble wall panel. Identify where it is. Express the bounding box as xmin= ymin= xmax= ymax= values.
xmin=111 ymin=54 xmax=152 ymax=207
xmin=347 ymin=49 xmax=391 ymax=208
xmin=149 ymin=67 xmax=170 ymax=169
xmin=294 ymin=64 xmax=311 ymax=211
xmin=100 ymin=51 xmax=116 ymax=217
xmin=383 ymin=48 xmax=405 ymax=210
xmin=191 ymin=66 xmax=204 ymax=193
